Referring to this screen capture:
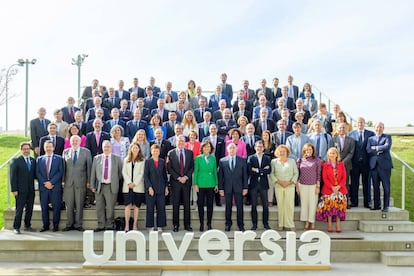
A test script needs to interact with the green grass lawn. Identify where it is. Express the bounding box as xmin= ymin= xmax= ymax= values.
xmin=0 ymin=135 xmax=31 ymax=228
xmin=0 ymin=134 xmax=413 ymax=229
